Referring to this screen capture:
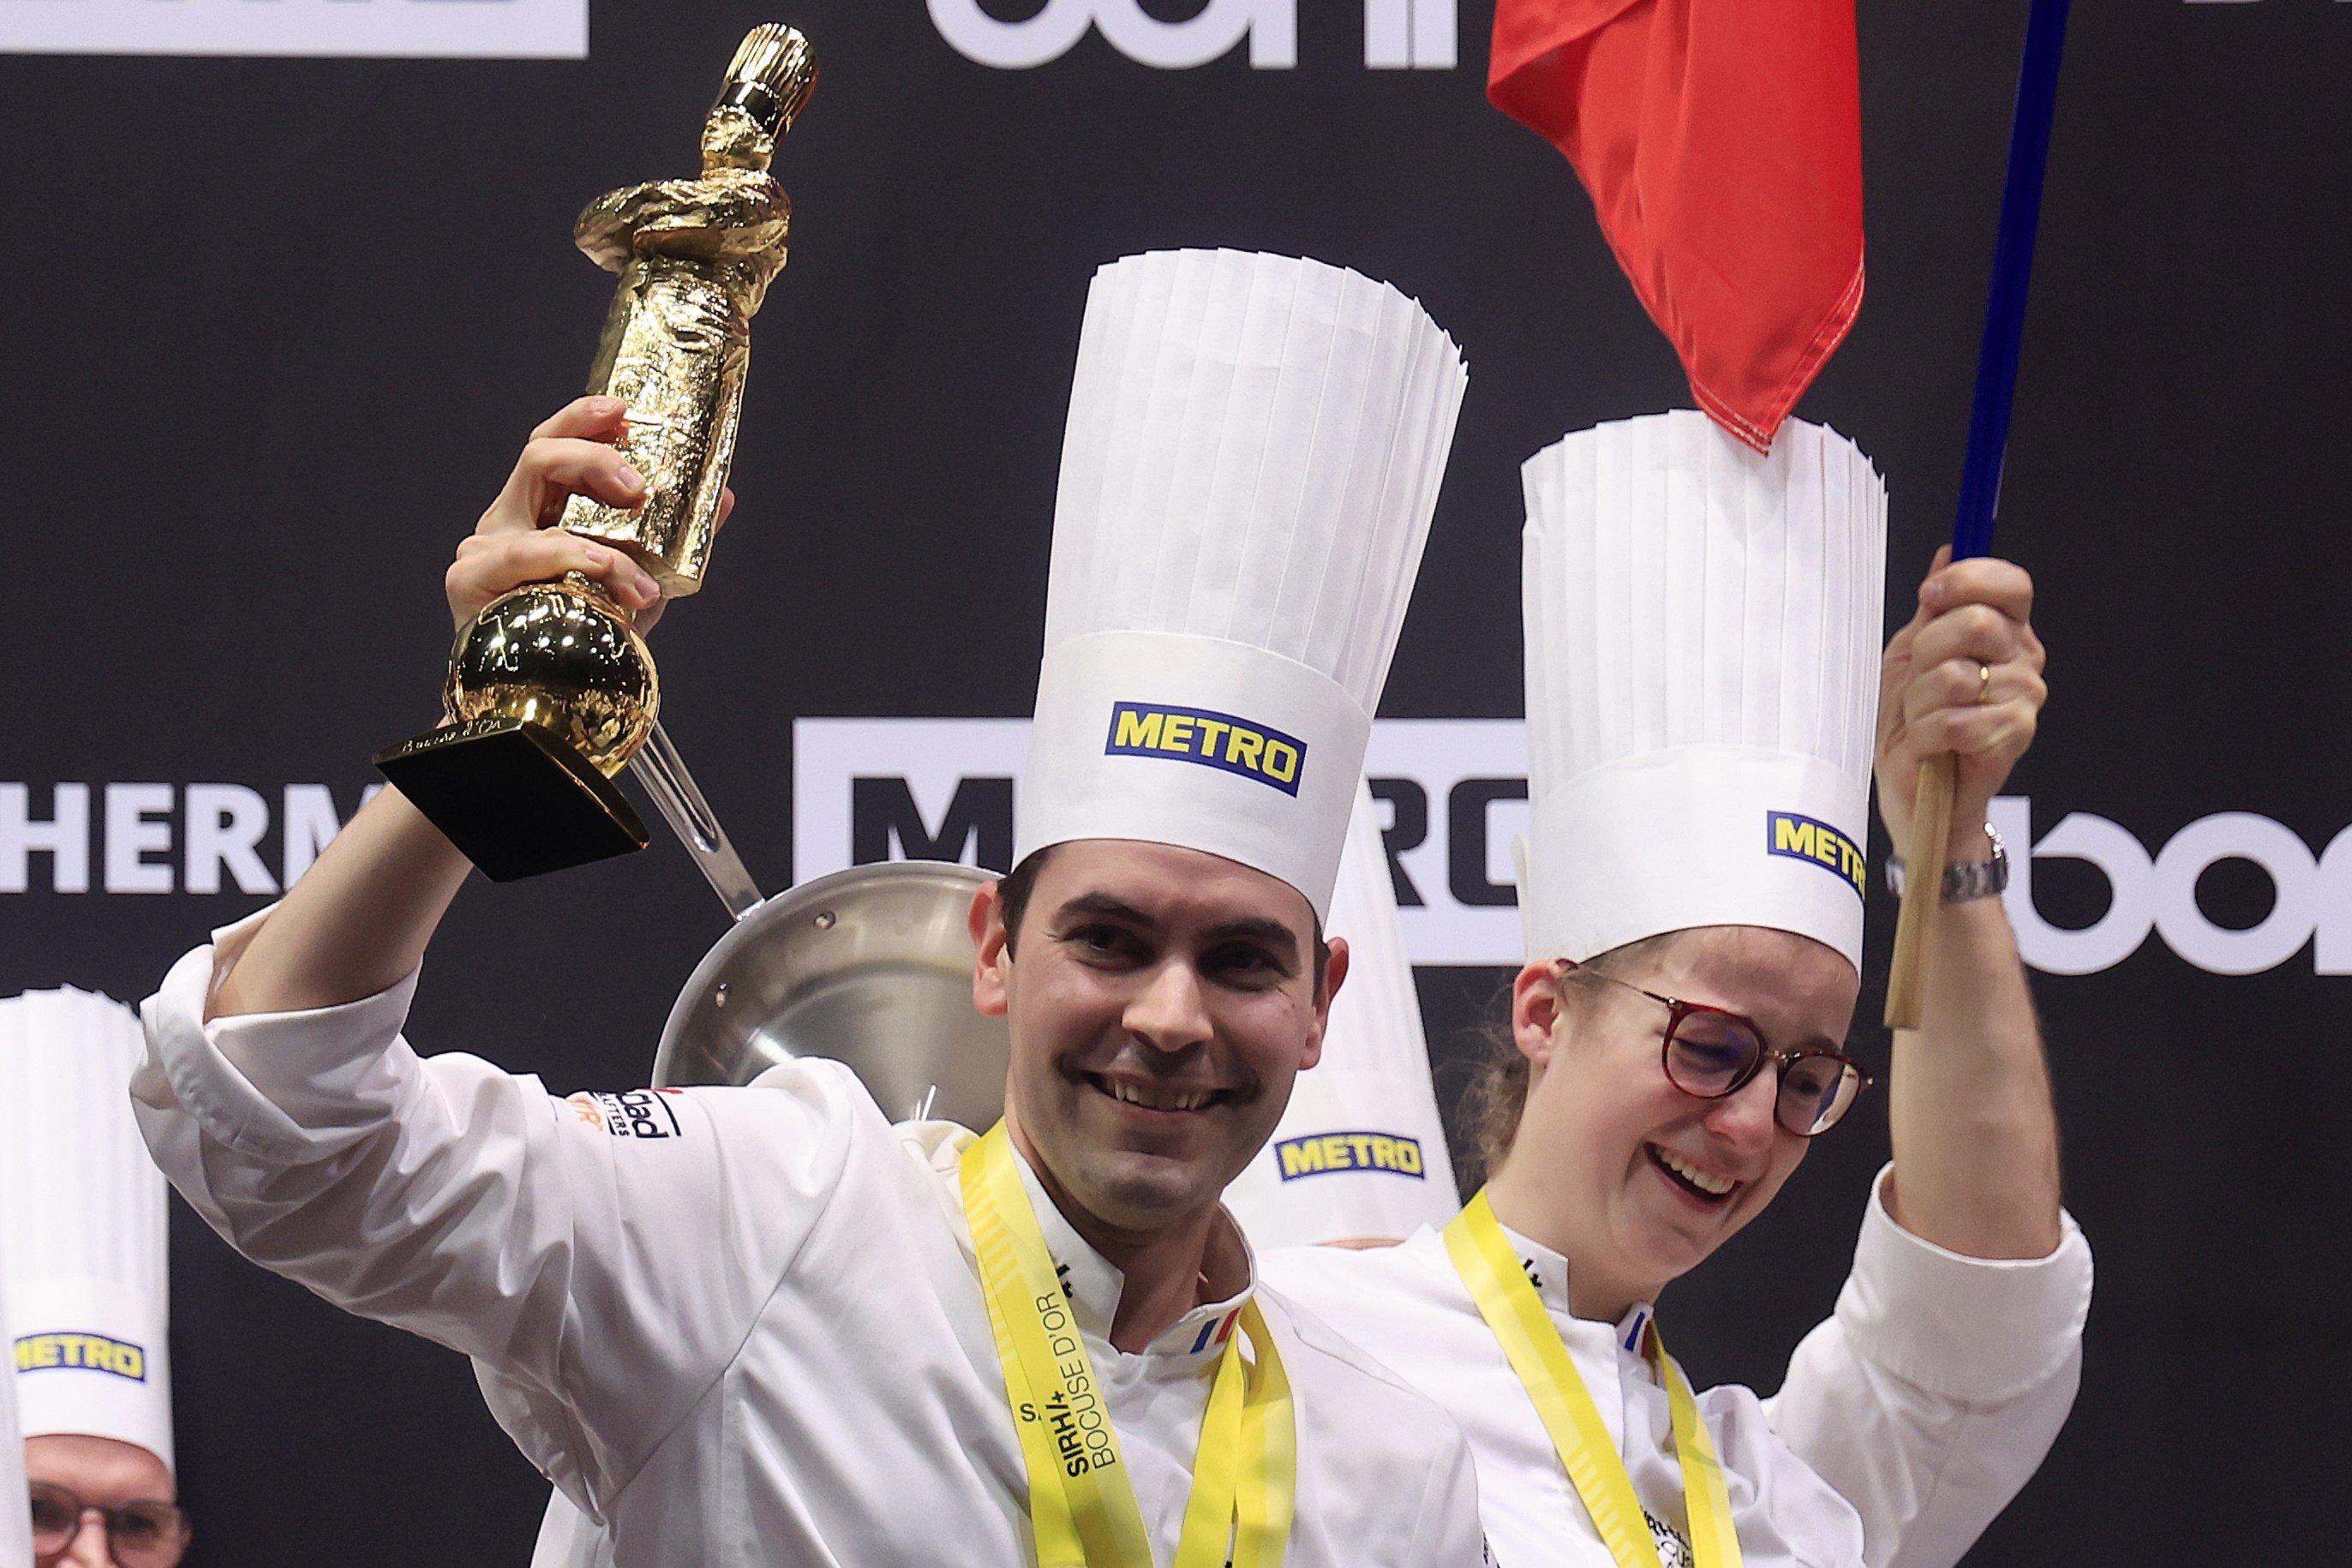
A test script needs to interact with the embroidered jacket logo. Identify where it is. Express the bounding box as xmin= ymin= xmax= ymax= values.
xmin=1766 ymin=811 xmax=1866 ymax=901
xmin=15 ymin=1332 xmax=146 ymax=1382
xmin=1276 ymin=1131 xmax=1425 ymax=1180
xmin=1104 ymin=703 xmax=1306 ymax=797
xmin=566 ymin=1089 xmax=685 ymax=1140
